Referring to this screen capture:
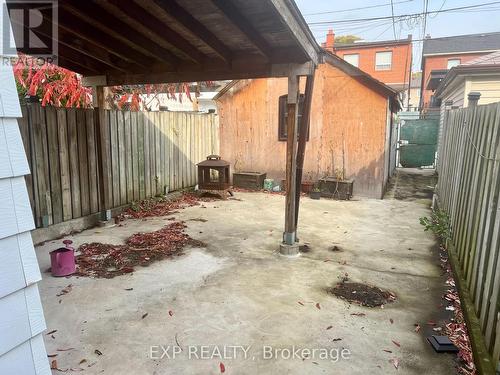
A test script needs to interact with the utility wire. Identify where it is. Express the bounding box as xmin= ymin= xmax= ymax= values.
xmin=307 ymin=1 xmax=500 ymax=25
xmin=304 ymin=0 xmax=414 ymax=16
